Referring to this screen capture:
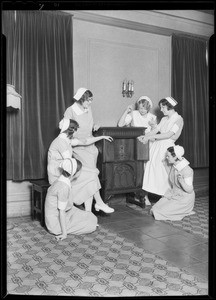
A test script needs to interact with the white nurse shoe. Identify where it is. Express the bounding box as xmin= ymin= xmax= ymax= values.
xmin=95 ymin=203 xmax=114 ymax=213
